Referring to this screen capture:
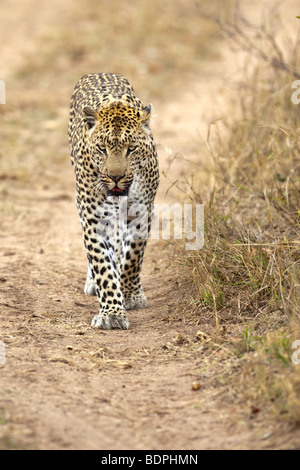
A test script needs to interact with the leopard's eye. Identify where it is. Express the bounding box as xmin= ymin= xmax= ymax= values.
xmin=126 ymin=144 xmax=137 ymax=157
xmin=96 ymin=144 xmax=107 ymax=155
